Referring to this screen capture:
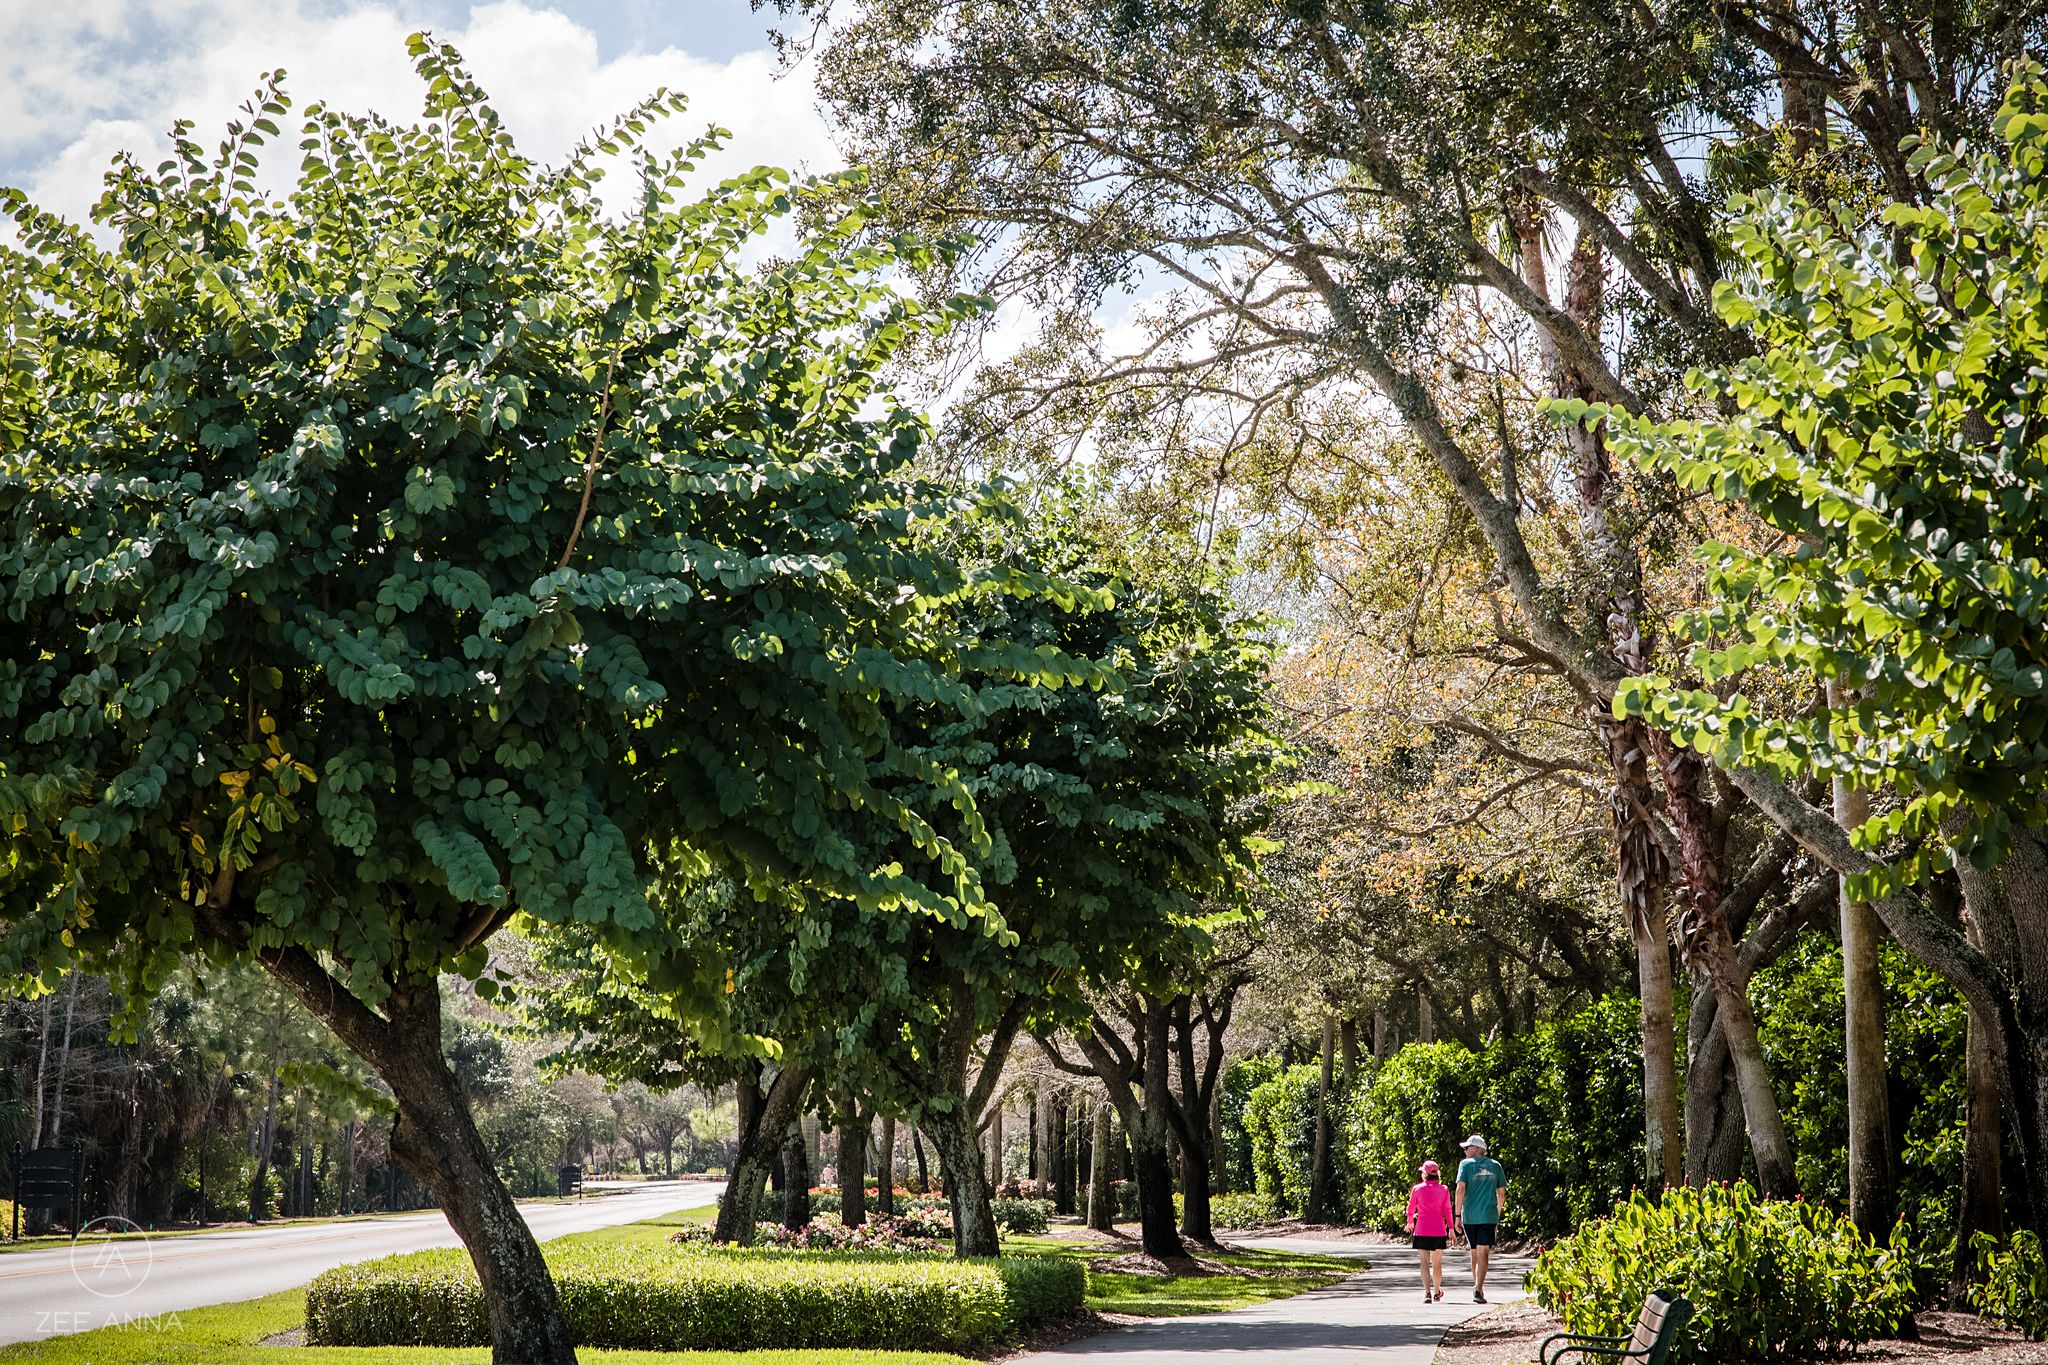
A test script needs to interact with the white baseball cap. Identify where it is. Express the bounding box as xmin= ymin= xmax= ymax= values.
xmin=1461 ymin=1134 xmax=1487 ymax=1152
